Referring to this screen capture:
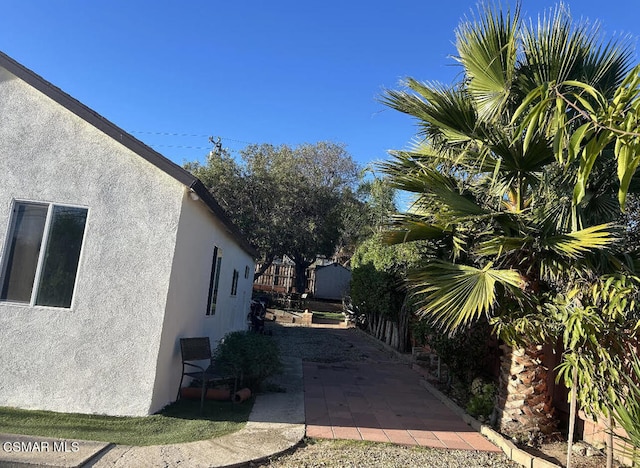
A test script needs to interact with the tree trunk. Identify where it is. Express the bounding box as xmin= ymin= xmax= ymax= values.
xmin=375 ymin=316 xmax=382 ymax=340
xmin=293 ymin=260 xmax=310 ymax=294
xmin=397 ymin=295 xmax=410 ymax=353
xmin=566 ymin=365 xmax=578 ymax=468
xmin=606 ymin=413 xmax=613 ymax=468
xmin=253 ymin=256 xmax=275 ymax=281
xmin=496 ymin=344 xmax=557 ymax=439
xmin=391 ymin=322 xmax=398 ymax=349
